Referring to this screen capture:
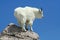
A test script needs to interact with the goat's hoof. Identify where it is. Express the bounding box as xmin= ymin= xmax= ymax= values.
xmin=30 ymin=30 xmax=33 ymax=32
xmin=26 ymin=29 xmax=28 ymax=31
xmin=22 ymin=29 xmax=27 ymax=32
